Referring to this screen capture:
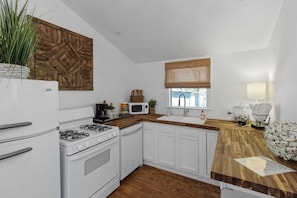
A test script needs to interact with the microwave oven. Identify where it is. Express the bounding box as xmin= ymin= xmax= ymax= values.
xmin=128 ymin=102 xmax=149 ymax=114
